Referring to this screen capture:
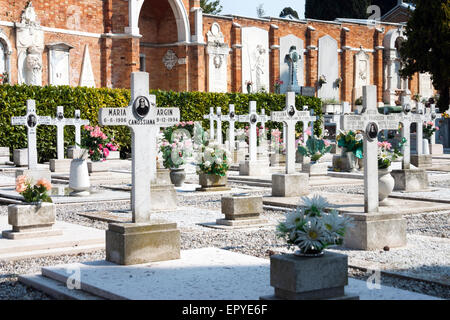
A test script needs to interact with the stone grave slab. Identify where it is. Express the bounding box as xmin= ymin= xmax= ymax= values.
xmin=0 ymin=216 xmax=104 ymax=261
xmin=19 ymin=248 xmax=440 ymax=300
xmin=389 ymin=187 xmax=450 ymax=204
